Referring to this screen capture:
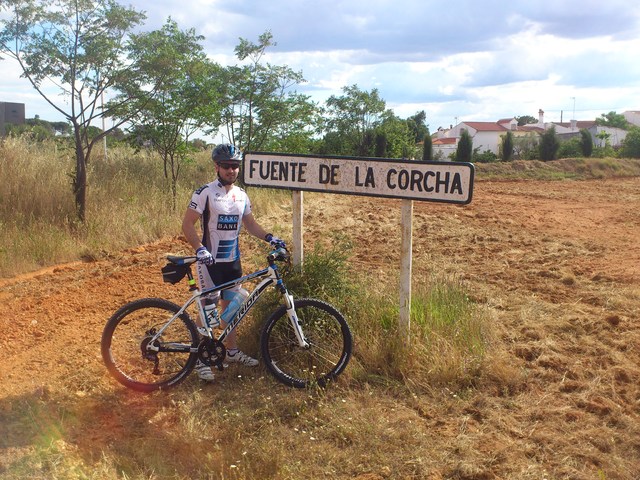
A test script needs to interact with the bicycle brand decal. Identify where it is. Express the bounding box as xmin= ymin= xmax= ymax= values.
xmin=225 ymin=281 xmax=270 ymax=333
